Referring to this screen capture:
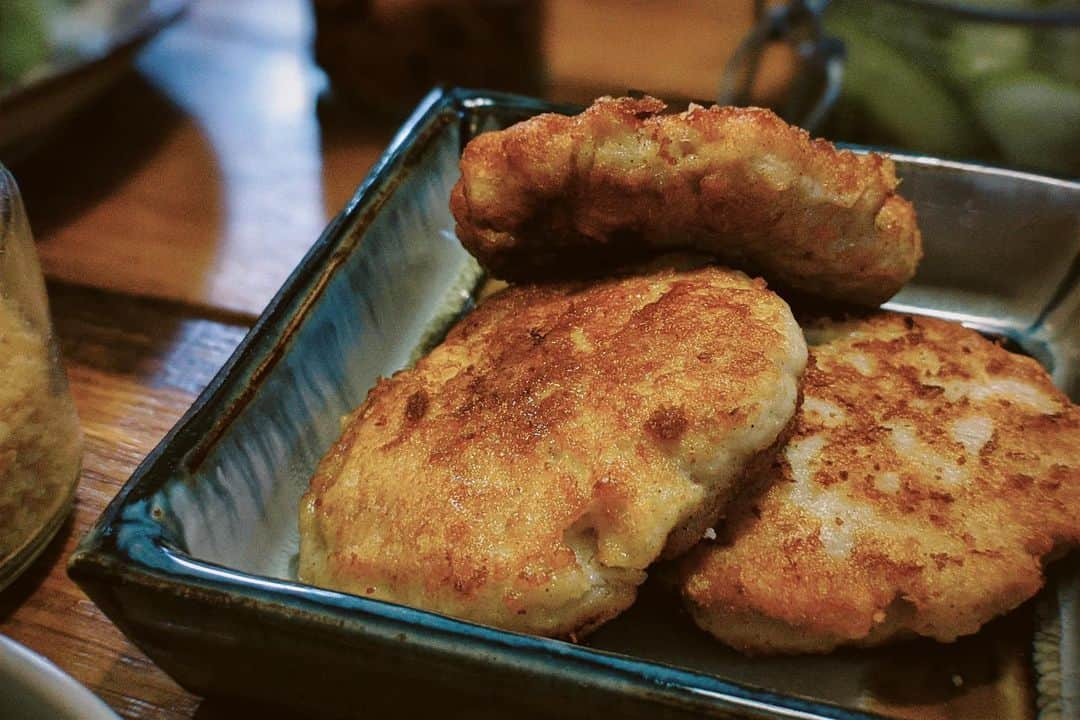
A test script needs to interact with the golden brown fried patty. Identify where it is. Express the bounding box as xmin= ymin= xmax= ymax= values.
xmin=299 ymin=266 xmax=807 ymax=638
xmin=680 ymin=313 xmax=1080 ymax=654
xmin=450 ymin=96 xmax=921 ymax=306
